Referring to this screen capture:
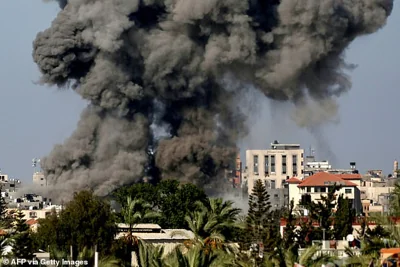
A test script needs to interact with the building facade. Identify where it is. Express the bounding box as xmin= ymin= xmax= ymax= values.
xmin=244 ymin=141 xmax=304 ymax=194
xmin=33 ymin=171 xmax=46 ymax=187
xmin=287 ymin=172 xmax=362 ymax=213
